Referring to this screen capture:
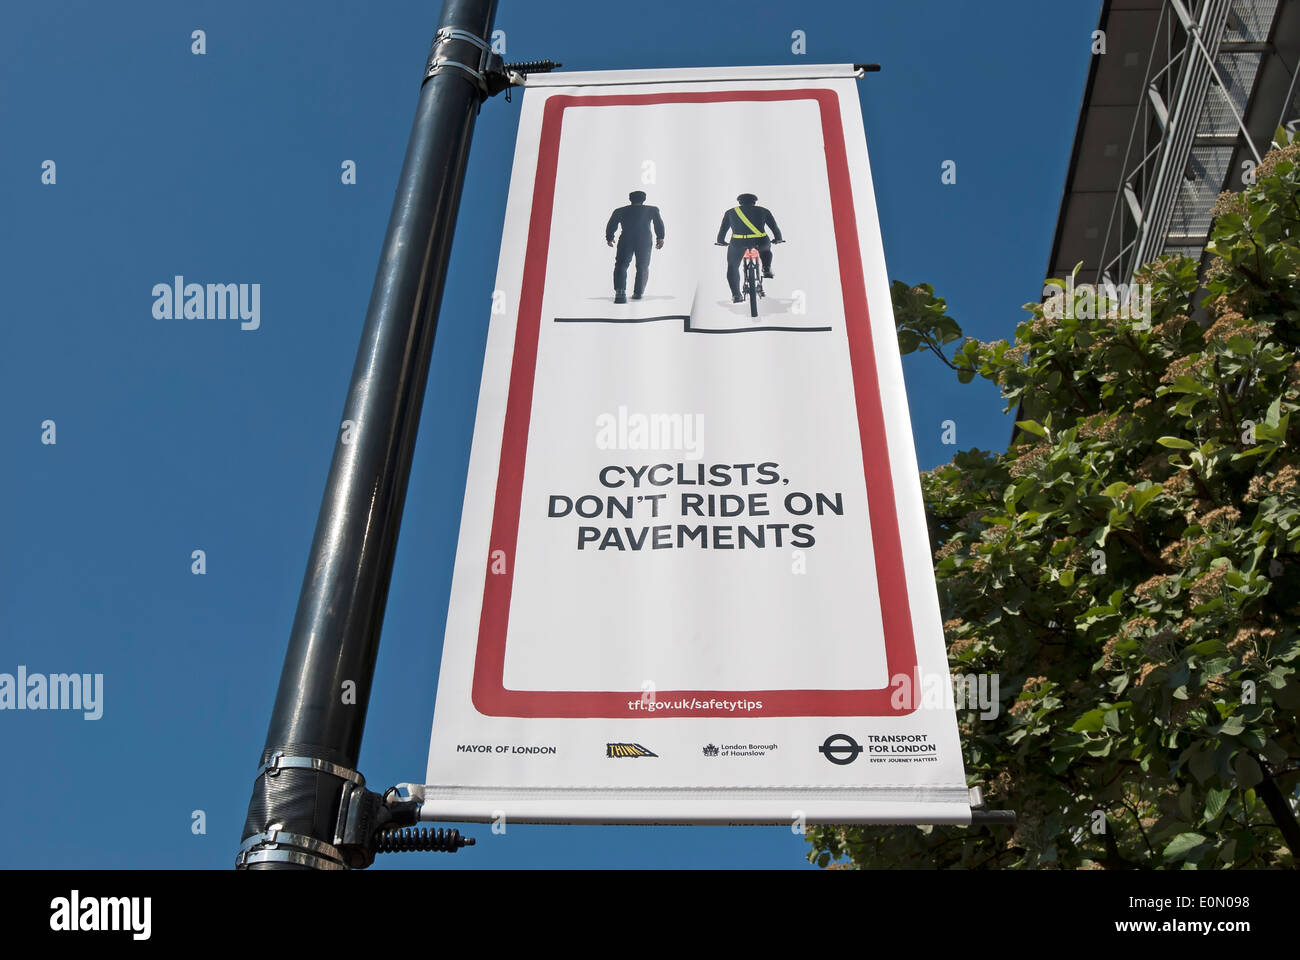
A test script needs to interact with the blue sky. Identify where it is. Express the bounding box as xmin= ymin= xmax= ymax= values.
xmin=0 ymin=0 xmax=1099 ymax=868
